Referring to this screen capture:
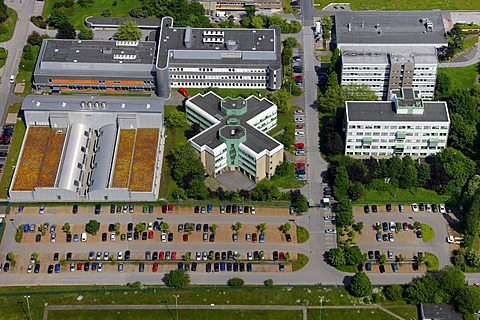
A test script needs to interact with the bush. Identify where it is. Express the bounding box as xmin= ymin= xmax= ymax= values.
xmin=264 ymin=279 xmax=274 ymax=286
xmin=383 ymin=284 xmax=404 ymax=301
xmin=30 ymin=16 xmax=47 ymax=29
xmin=349 ymin=272 xmax=373 ymax=297
xmin=15 ymin=226 xmax=24 ymax=242
xmin=164 ymin=269 xmax=190 ymax=288
xmin=227 ymin=277 xmax=245 ymax=287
